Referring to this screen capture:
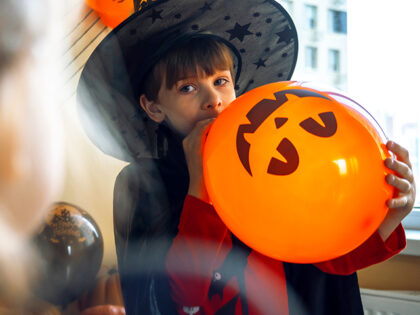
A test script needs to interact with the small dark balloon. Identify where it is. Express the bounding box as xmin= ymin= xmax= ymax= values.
xmin=33 ymin=202 xmax=103 ymax=307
